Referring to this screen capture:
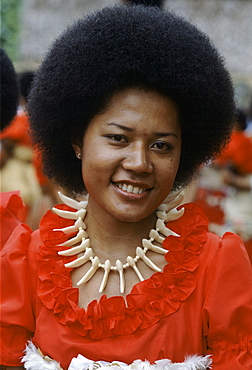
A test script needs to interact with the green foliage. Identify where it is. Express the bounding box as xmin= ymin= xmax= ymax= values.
xmin=1 ymin=0 xmax=22 ymax=61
